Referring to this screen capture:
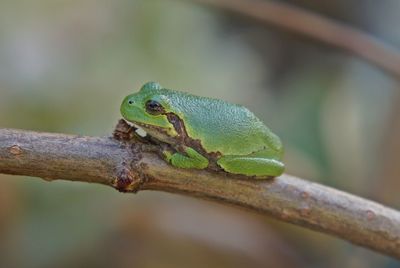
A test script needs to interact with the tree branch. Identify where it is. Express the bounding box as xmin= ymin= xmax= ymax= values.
xmin=190 ymin=0 xmax=400 ymax=78
xmin=0 ymin=126 xmax=400 ymax=259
